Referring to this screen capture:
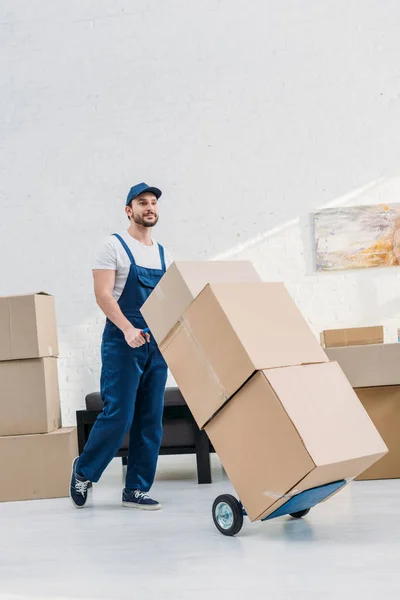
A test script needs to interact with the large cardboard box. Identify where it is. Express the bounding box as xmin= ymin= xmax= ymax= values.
xmin=140 ymin=261 xmax=261 ymax=345
xmin=325 ymin=343 xmax=400 ymax=388
xmin=355 ymin=386 xmax=400 ymax=480
xmin=160 ymin=282 xmax=328 ymax=428
xmin=320 ymin=326 xmax=383 ymax=348
xmin=0 ymin=292 xmax=59 ymax=361
xmin=205 ymin=362 xmax=387 ymax=521
xmin=0 ymin=427 xmax=78 ymax=502
xmin=0 ymin=358 xmax=61 ymax=436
